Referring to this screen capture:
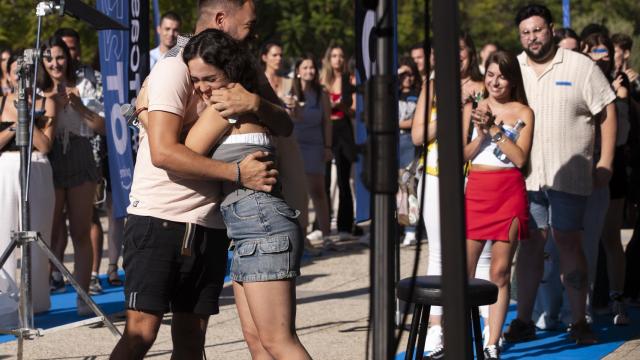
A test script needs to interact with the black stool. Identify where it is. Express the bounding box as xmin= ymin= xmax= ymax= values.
xmin=397 ymin=275 xmax=498 ymax=360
